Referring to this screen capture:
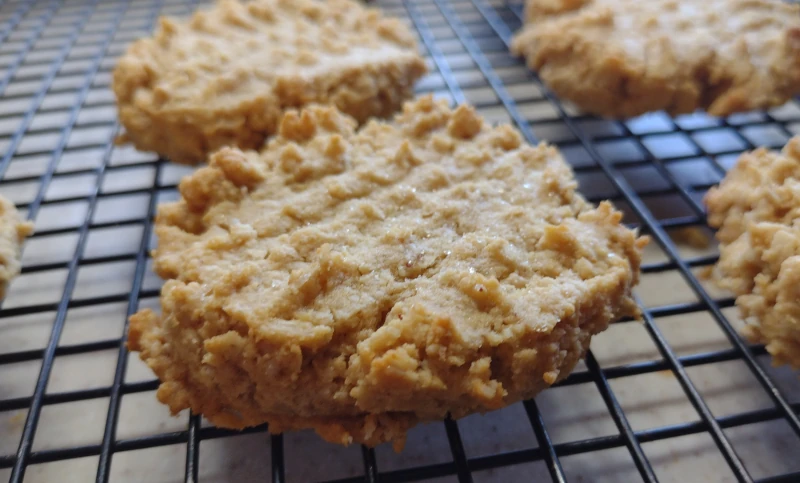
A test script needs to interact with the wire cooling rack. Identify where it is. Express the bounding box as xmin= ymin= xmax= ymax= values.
xmin=1 ymin=0 xmax=800 ymax=481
